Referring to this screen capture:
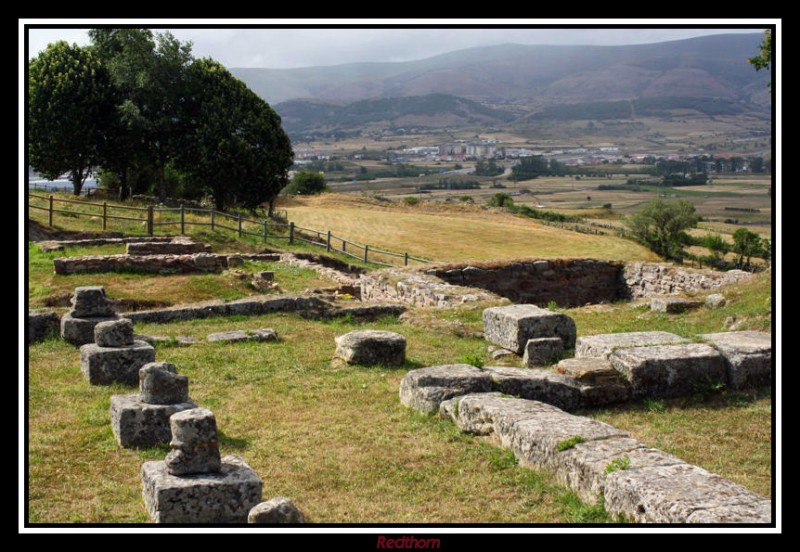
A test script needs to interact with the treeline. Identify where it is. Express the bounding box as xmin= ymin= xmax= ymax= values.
xmin=28 ymin=29 xmax=293 ymax=213
xmin=510 ymin=156 xmax=569 ymax=180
